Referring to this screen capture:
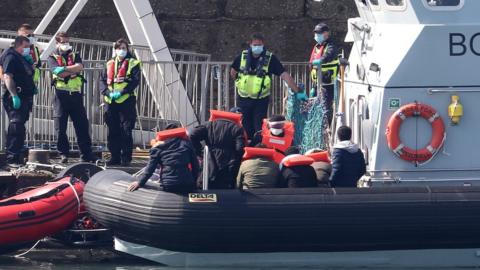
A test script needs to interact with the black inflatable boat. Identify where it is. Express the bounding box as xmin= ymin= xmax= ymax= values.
xmin=84 ymin=170 xmax=480 ymax=253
